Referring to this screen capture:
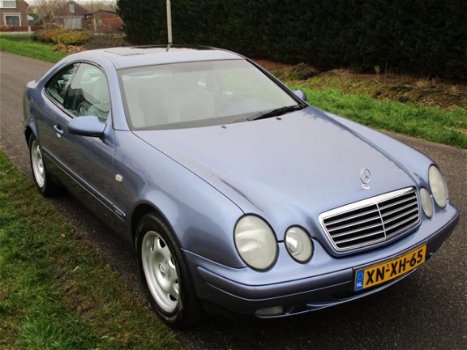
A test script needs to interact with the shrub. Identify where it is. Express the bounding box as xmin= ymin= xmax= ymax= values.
xmin=35 ymin=28 xmax=62 ymax=43
xmin=35 ymin=29 xmax=92 ymax=45
xmin=55 ymin=30 xmax=92 ymax=45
